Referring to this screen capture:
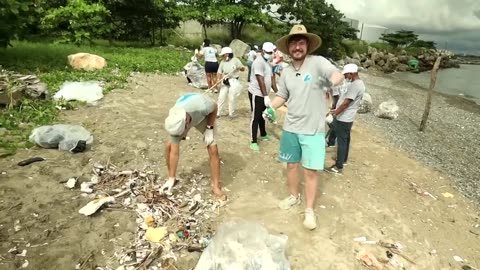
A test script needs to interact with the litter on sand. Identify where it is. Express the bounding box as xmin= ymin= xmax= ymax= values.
xmin=75 ymin=162 xmax=224 ymax=269
xmin=442 ymin=192 xmax=455 ymax=198
xmin=29 ymin=124 xmax=93 ymax=153
xmin=355 ymin=249 xmax=384 ymax=269
xmin=53 ymin=81 xmax=104 ymax=104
